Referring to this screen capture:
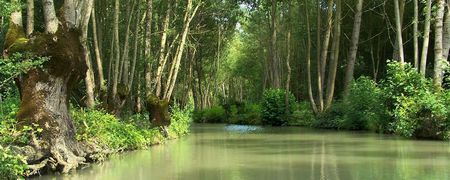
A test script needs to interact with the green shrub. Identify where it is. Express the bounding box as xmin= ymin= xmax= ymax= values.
xmin=379 ymin=61 xmax=450 ymax=139
xmin=312 ymin=101 xmax=345 ymax=129
xmin=229 ymin=103 xmax=262 ymax=125
xmin=288 ymin=102 xmax=315 ymax=126
xmin=0 ymin=146 xmax=27 ymax=180
xmin=168 ymin=104 xmax=193 ymax=137
xmin=261 ymin=89 xmax=296 ymax=126
xmin=193 ymin=106 xmax=226 ymax=123
xmin=394 ymin=91 xmax=450 ymax=140
xmin=342 ymin=77 xmax=388 ymax=131
xmin=380 ymin=61 xmax=432 ymax=132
